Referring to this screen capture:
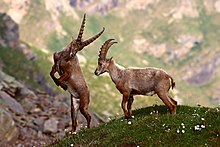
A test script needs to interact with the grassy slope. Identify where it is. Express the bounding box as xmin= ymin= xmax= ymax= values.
xmin=50 ymin=105 xmax=220 ymax=147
